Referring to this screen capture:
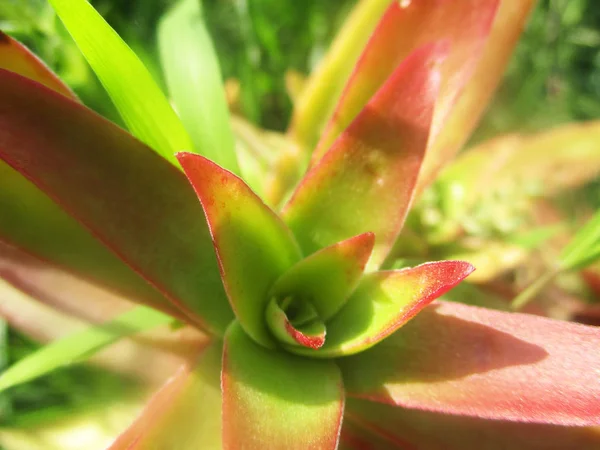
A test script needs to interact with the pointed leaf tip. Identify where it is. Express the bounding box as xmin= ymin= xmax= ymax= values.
xmin=293 ymin=260 xmax=474 ymax=358
xmin=270 ymin=232 xmax=375 ymax=323
xmin=283 ymin=42 xmax=445 ymax=270
xmin=177 ymin=152 xmax=302 ymax=347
